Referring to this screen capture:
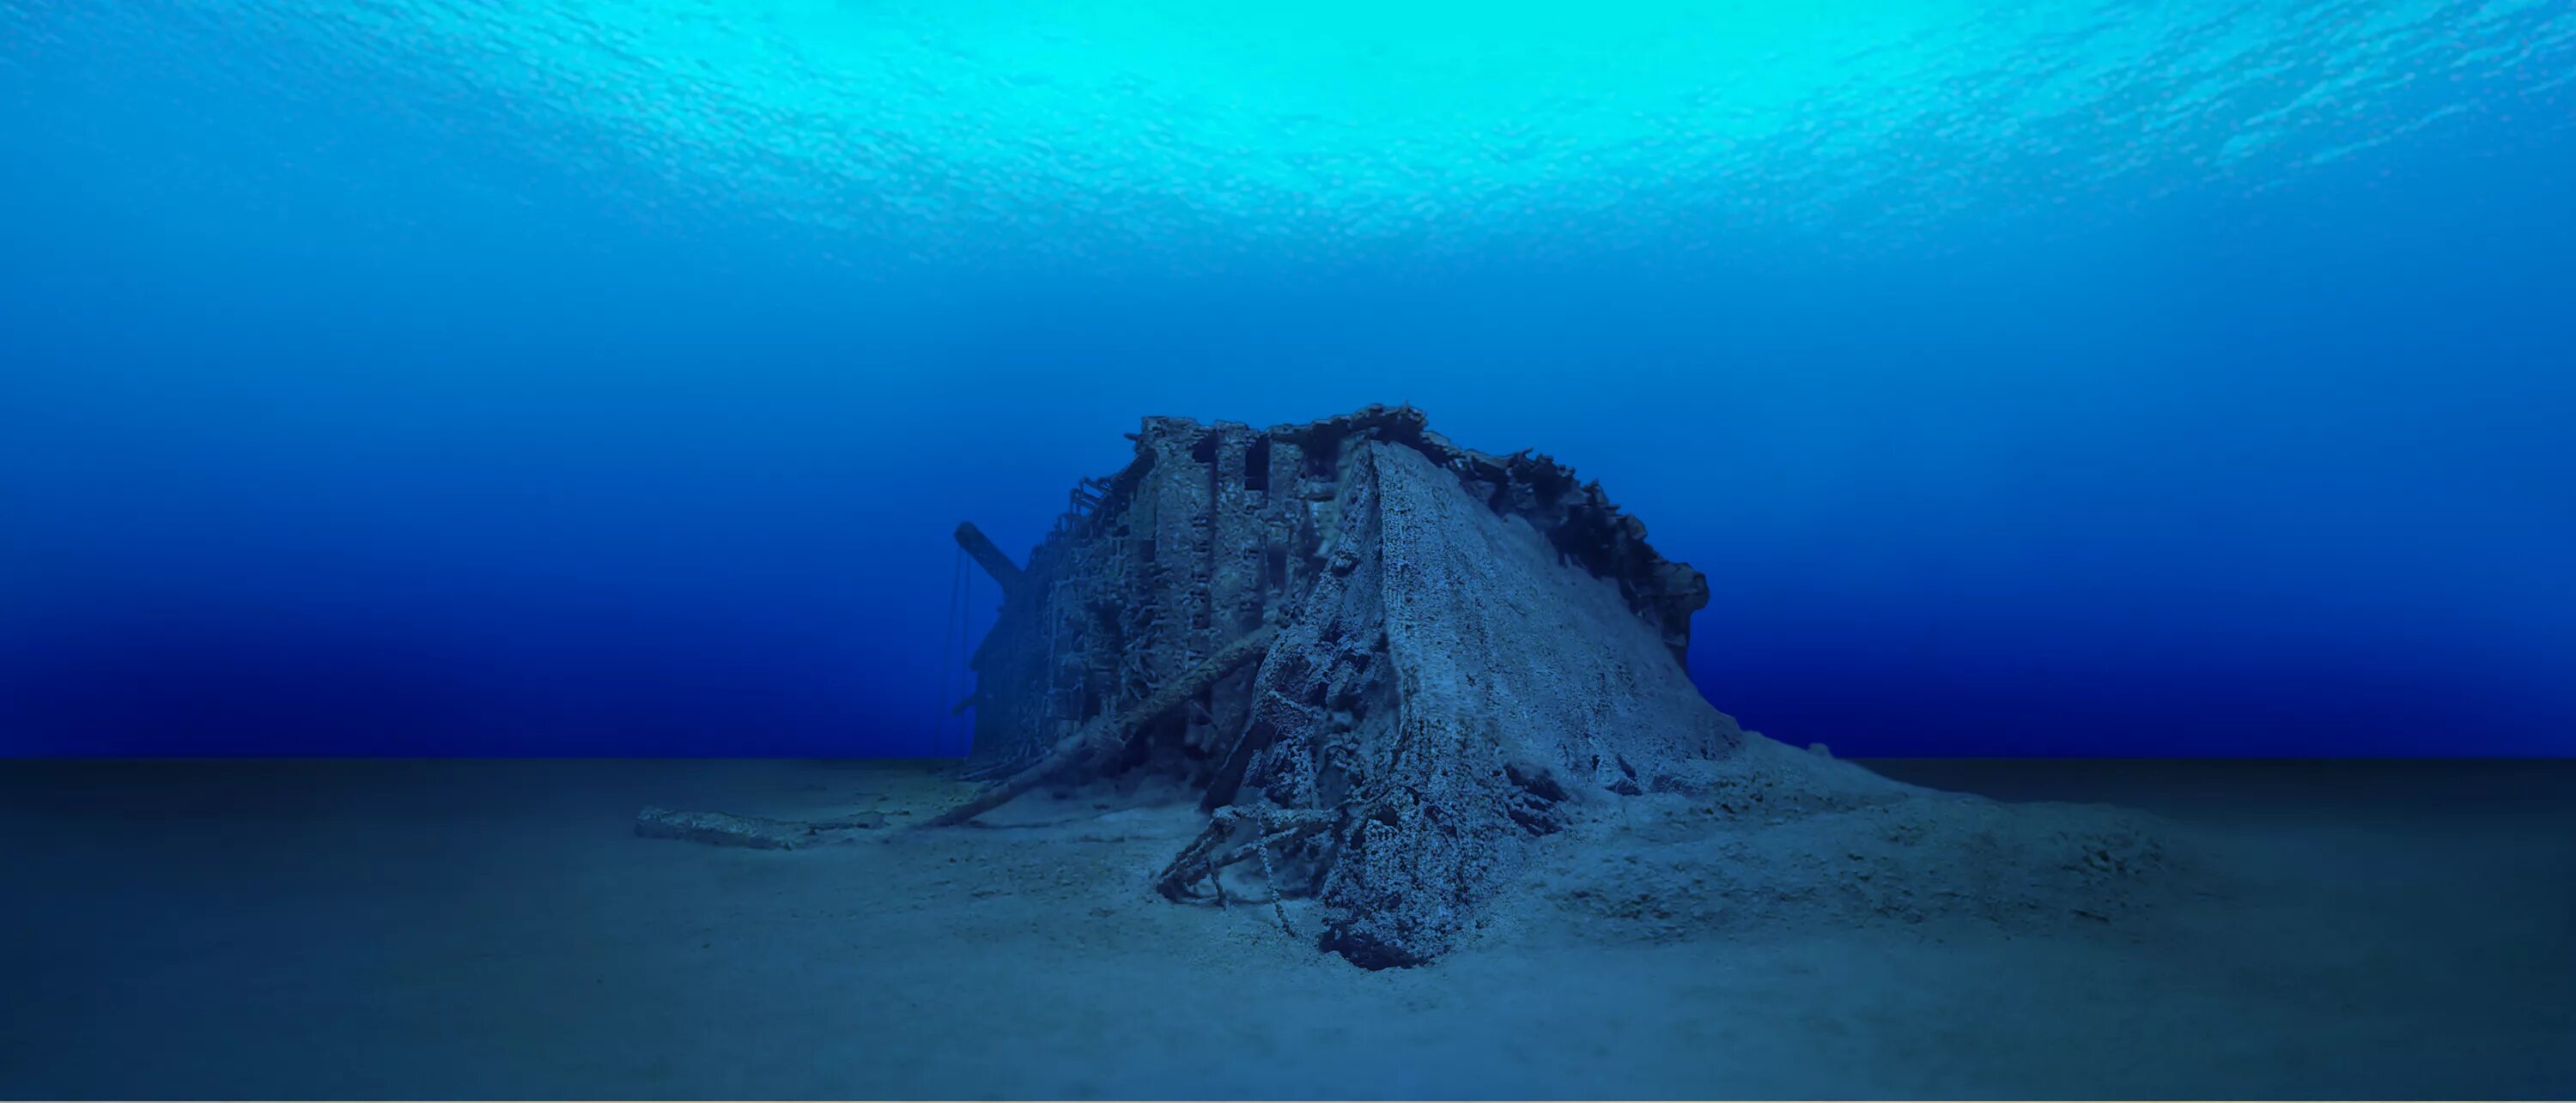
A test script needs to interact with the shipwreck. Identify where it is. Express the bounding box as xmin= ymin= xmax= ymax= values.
xmin=926 ymin=403 xmax=1930 ymax=967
